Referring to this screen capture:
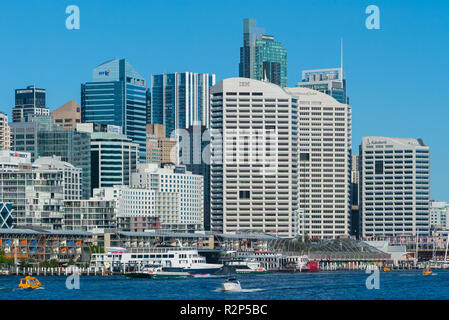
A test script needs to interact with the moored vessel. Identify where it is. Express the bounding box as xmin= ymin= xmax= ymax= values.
xmin=125 ymin=265 xmax=193 ymax=279
xmin=92 ymin=246 xmax=223 ymax=275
